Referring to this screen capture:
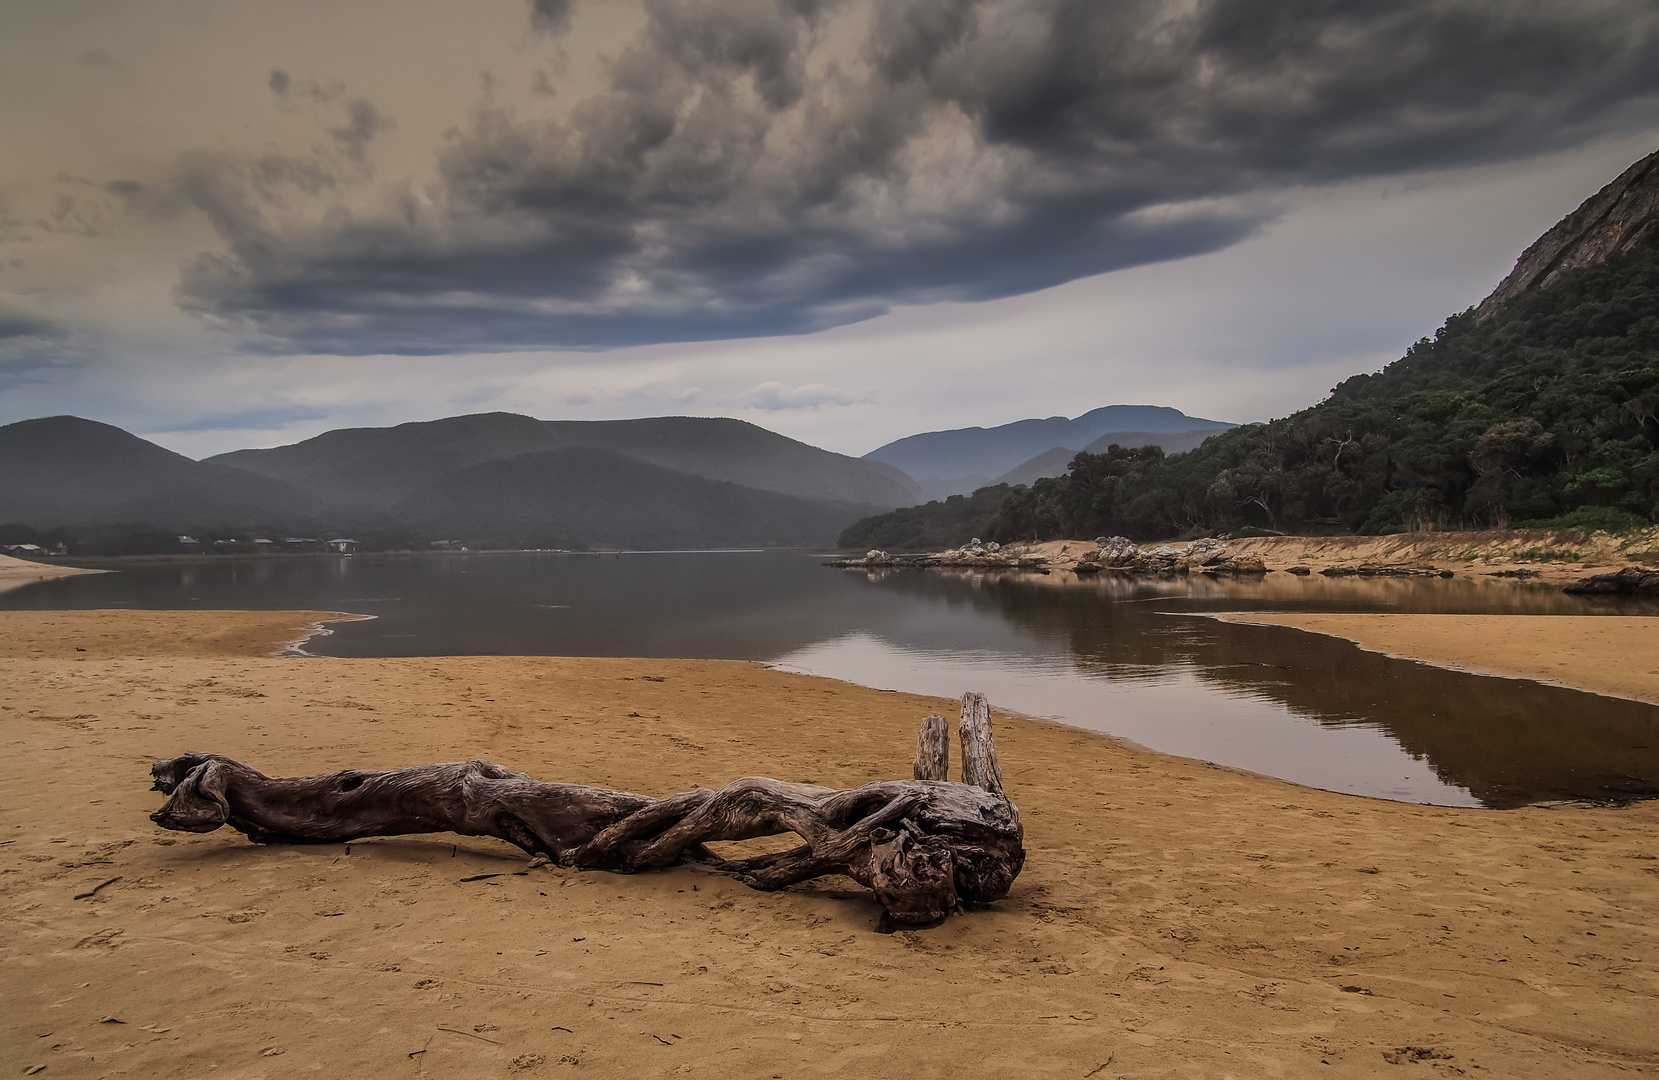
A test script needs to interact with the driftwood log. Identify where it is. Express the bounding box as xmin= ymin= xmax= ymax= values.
xmin=148 ymin=692 xmax=1025 ymax=928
